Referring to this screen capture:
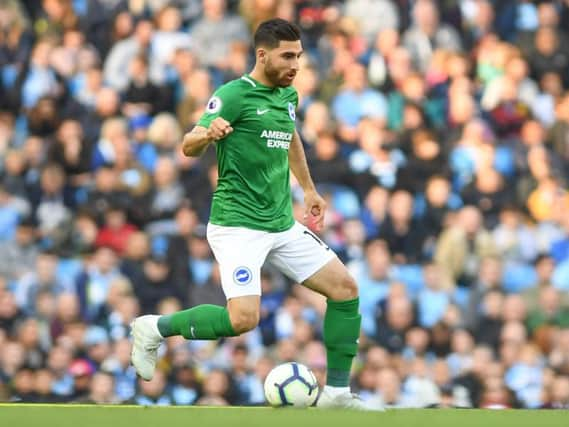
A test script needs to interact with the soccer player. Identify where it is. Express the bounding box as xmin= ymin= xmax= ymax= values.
xmin=131 ymin=18 xmax=375 ymax=410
